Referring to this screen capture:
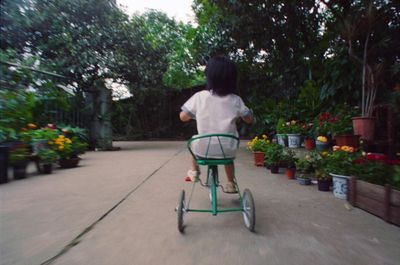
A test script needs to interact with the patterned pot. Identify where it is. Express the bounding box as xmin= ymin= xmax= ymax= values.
xmin=276 ymin=134 xmax=287 ymax=147
xmin=330 ymin=173 xmax=351 ymax=199
xmin=287 ymin=134 xmax=301 ymax=148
